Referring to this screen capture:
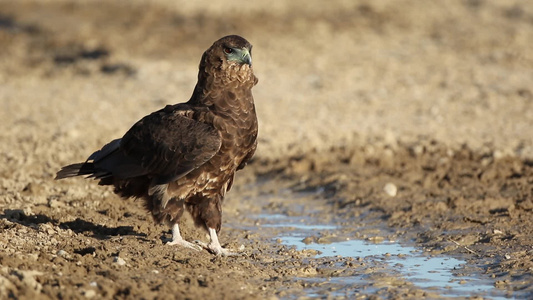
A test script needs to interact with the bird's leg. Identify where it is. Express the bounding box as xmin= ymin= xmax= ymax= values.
xmin=166 ymin=224 xmax=202 ymax=251
xmin=195 ymin=227 xmax=238 ymax=256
